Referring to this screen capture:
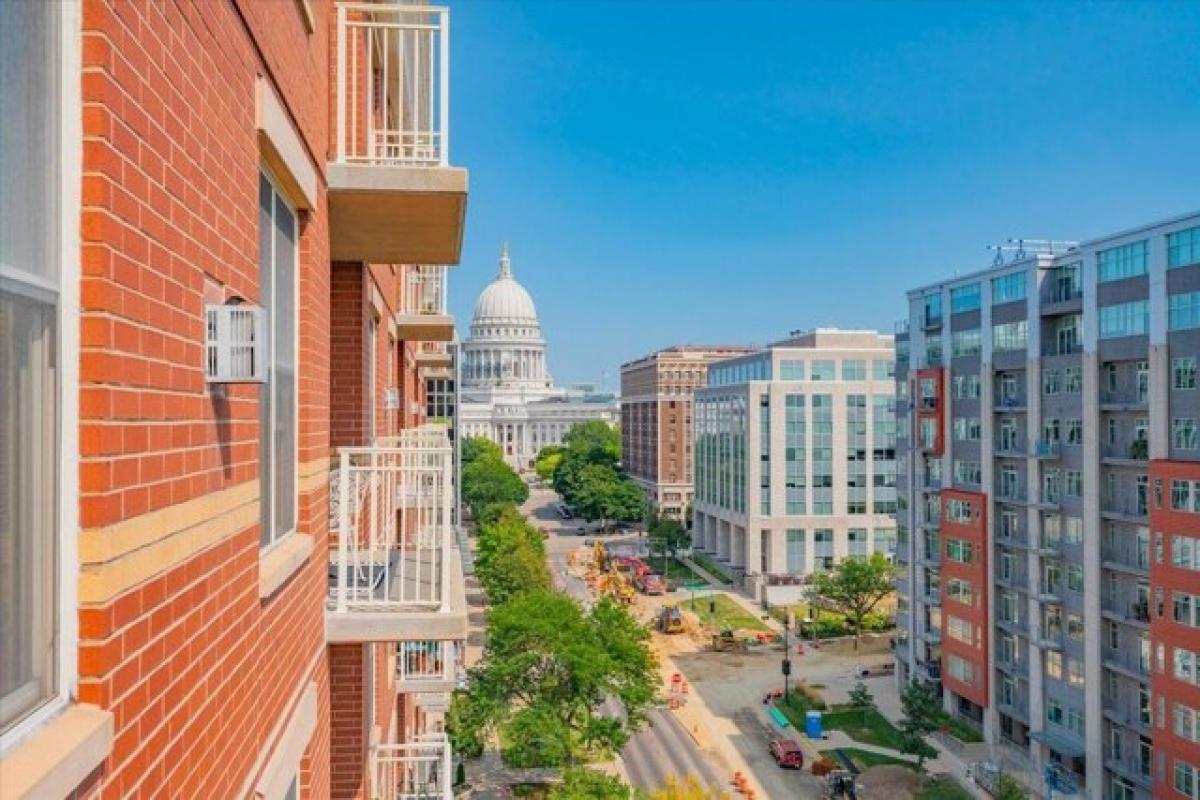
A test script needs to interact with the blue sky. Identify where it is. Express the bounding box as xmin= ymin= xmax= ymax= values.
xmin=448 ymin=1 xmax=1200 ymax=388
